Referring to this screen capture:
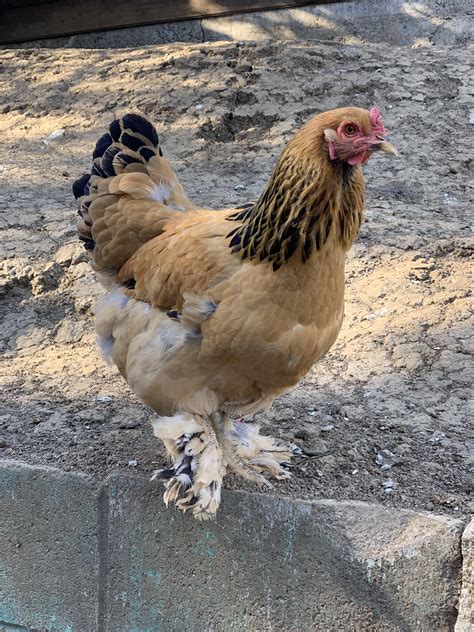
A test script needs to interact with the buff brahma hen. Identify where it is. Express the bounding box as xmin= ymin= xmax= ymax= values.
xmin=73 ymin=107 xmax=396 ymax=519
